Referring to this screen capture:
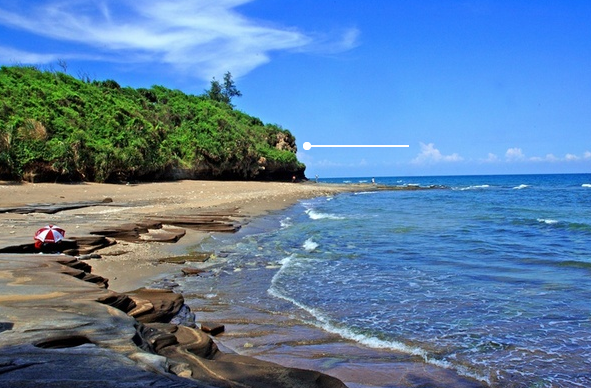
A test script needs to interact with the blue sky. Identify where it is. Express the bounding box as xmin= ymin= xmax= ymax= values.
xmin=1 ymin=0 xmax=590 ymax=178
